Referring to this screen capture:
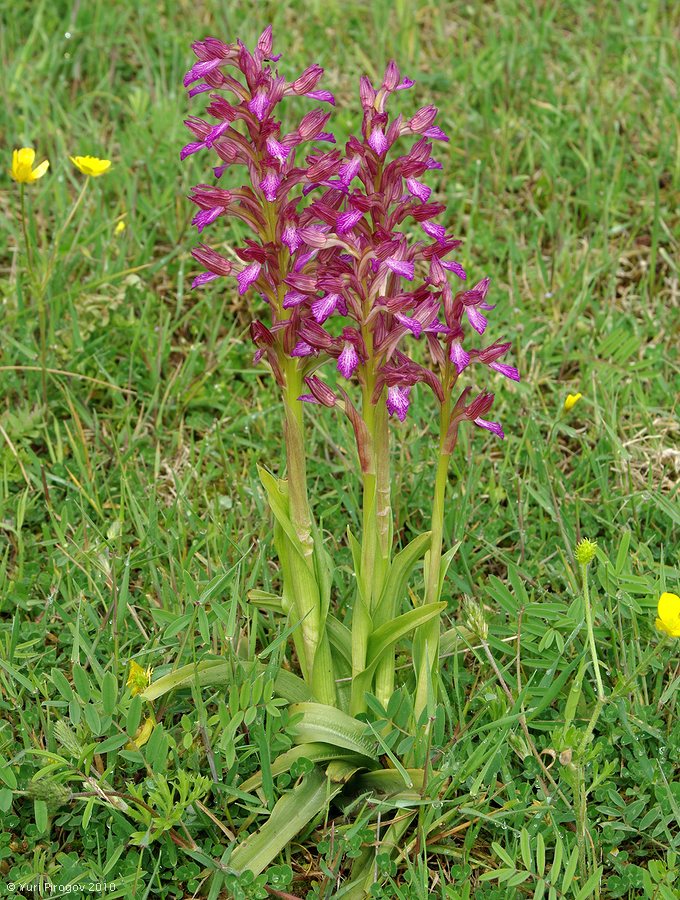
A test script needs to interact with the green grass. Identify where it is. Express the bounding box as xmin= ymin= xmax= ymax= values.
xmin=1 ymin=0 xmax=679 ymax=897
